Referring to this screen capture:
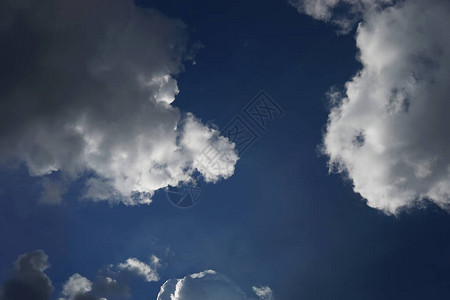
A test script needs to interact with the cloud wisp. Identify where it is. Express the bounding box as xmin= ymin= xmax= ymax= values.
xmin=0 ymin=0 xmax=238 ymax=206
xmin=60 ymin=255 xmax=160 ymax=300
